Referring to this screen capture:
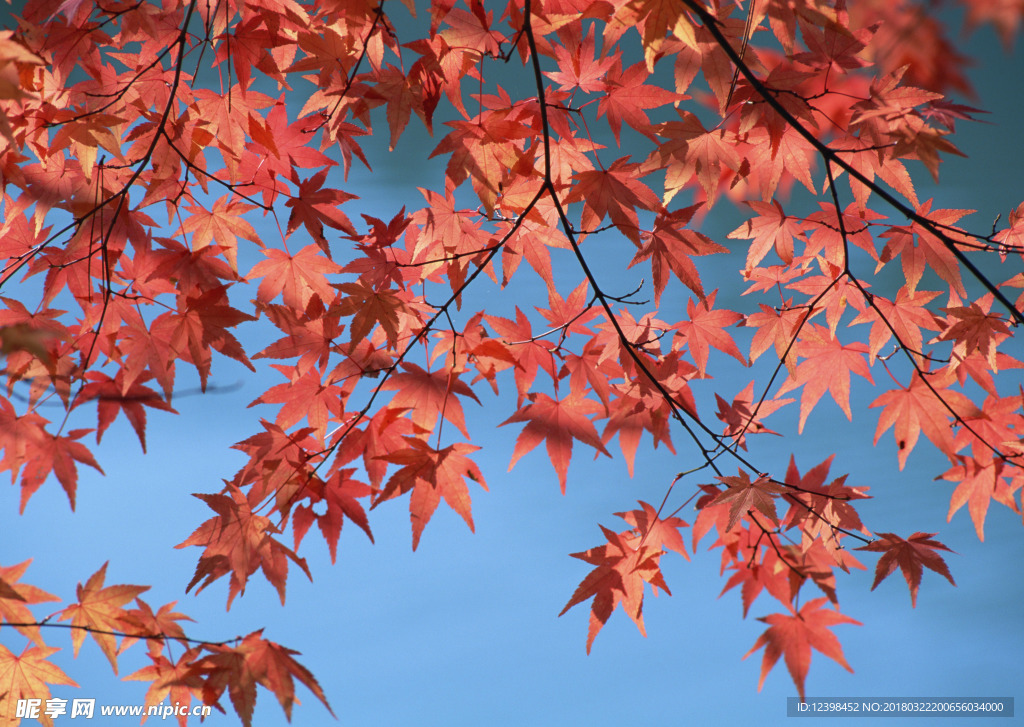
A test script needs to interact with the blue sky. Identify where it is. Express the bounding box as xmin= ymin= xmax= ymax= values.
xmin=3 ymin=3 xmax=1024 ymax=727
